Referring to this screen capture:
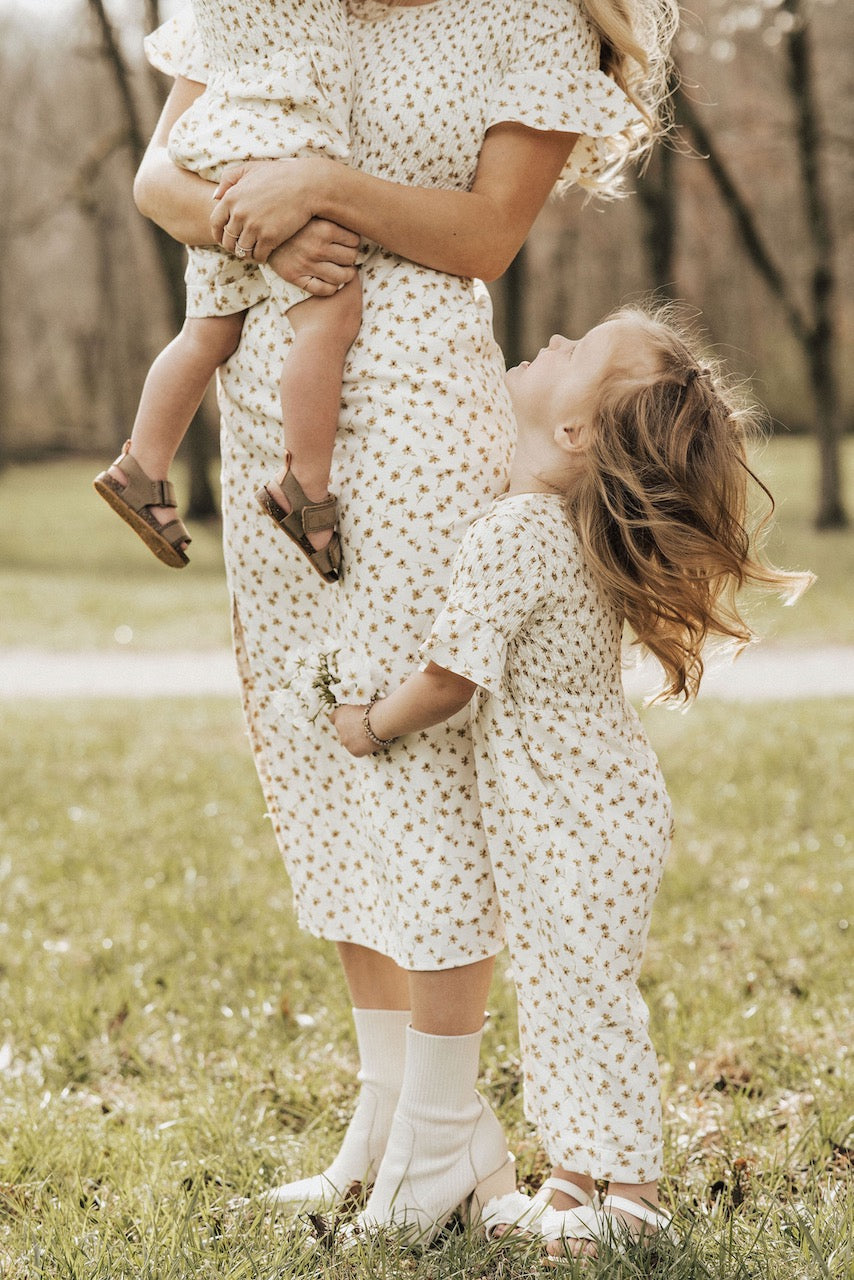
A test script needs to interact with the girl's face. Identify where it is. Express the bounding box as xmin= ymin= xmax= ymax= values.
xmin=506 ymin=316 xmax=653 ymax=444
